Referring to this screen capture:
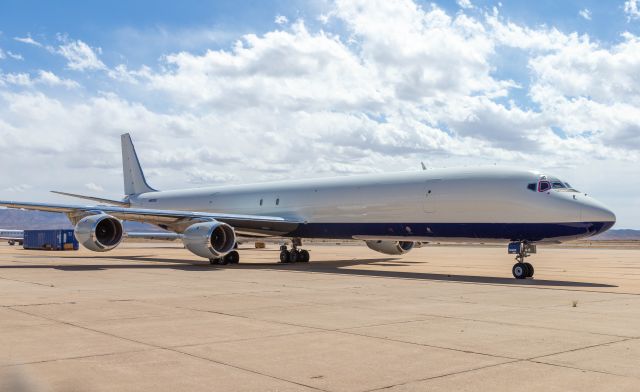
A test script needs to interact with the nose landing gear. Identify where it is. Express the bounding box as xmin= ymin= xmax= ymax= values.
xmin=508 ymin=241 xmax=536 ymax=279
